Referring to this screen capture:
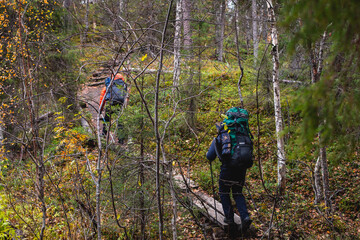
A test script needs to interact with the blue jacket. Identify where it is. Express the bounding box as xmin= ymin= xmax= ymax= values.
xmin=206 ymin=138 xmax=218 ymax=162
